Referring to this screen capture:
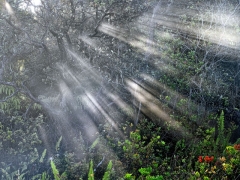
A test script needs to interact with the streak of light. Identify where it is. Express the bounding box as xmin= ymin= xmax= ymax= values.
xmin=139 ymin=73 xmax=206 ymax=120
xmin=5 ymin=1 xmax=14 ymax=15
xmin=125 ymin=78 xmax=193 ymax=140
xmin=99 ymin=23 xmax=162 ymax=56
xmin=107 ymin=92 xmax=135 ymax=119
xmin=86 ymin=92 xmax=125 ymax=139
xmin=67 ymin=50 xmax=101 ymax=82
